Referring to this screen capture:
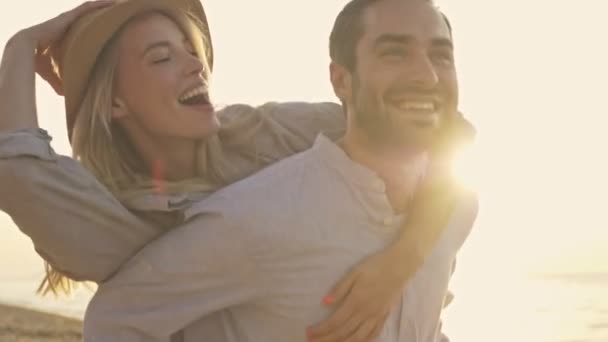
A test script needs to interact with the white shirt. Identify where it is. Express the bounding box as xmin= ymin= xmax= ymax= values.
xmin=83 ymin=134 xmax=477 ymax=342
